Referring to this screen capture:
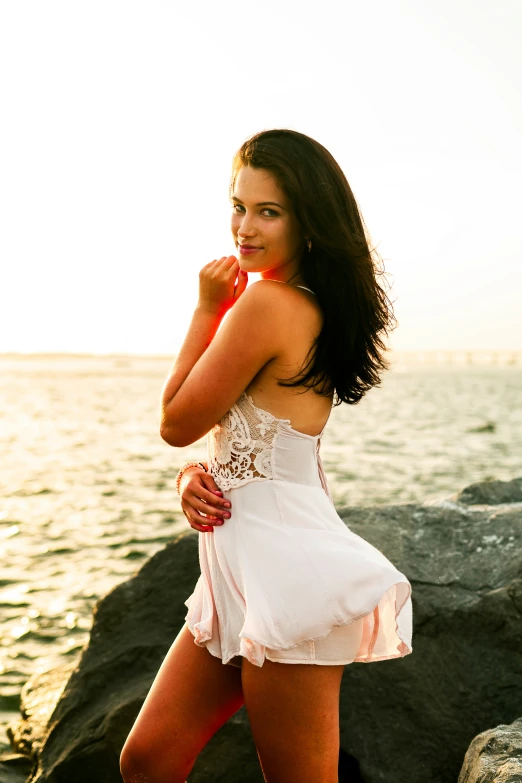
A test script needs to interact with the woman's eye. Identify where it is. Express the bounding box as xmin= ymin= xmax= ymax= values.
xmin=231 ymin=205 xmax=278 ymax=217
